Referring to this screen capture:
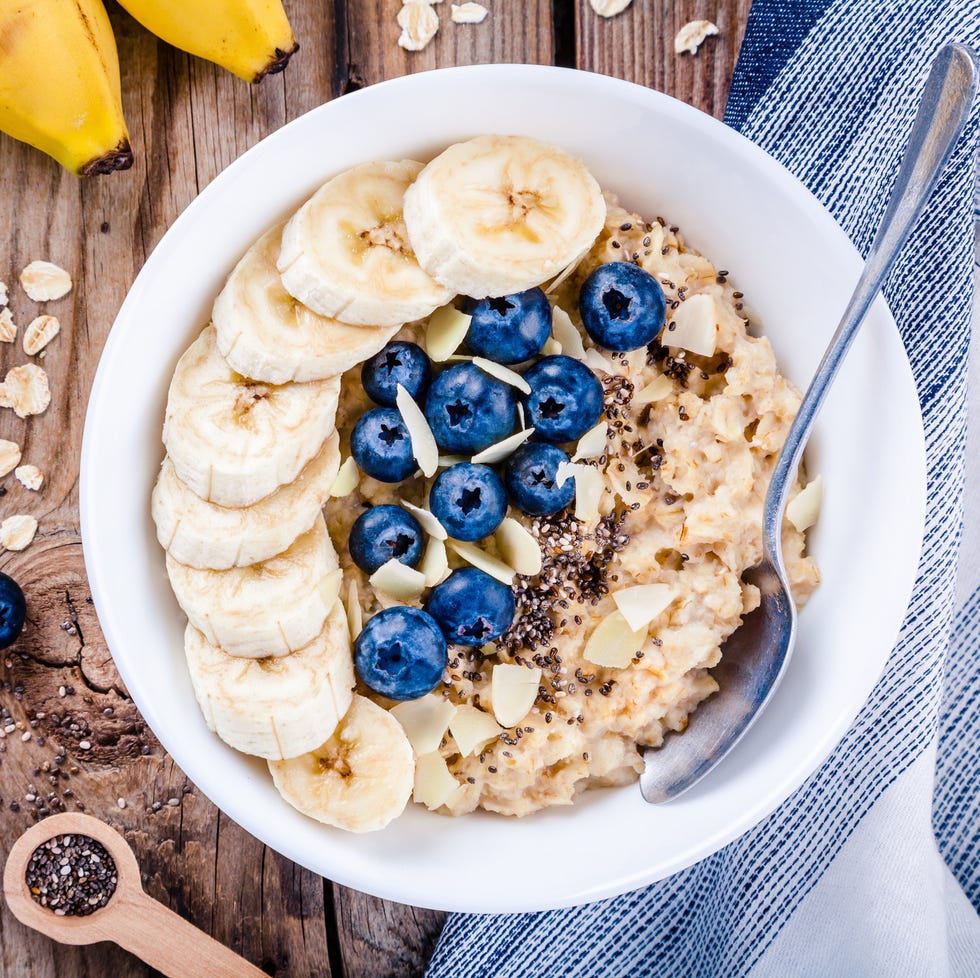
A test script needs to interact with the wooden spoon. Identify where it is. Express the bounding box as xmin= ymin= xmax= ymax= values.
xmin=3 ymin=812 xmax=267 ymax=977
